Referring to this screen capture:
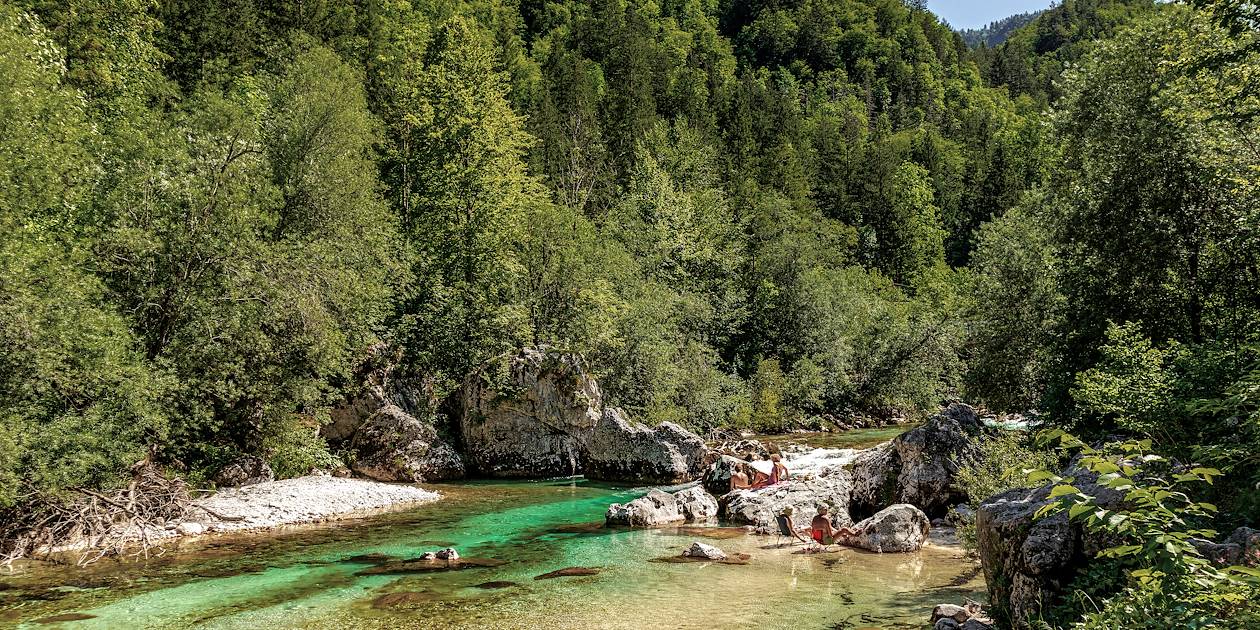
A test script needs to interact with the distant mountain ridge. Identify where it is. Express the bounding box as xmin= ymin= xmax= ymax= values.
xmin=958 ymin=11 xmax=1045 ymax=48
